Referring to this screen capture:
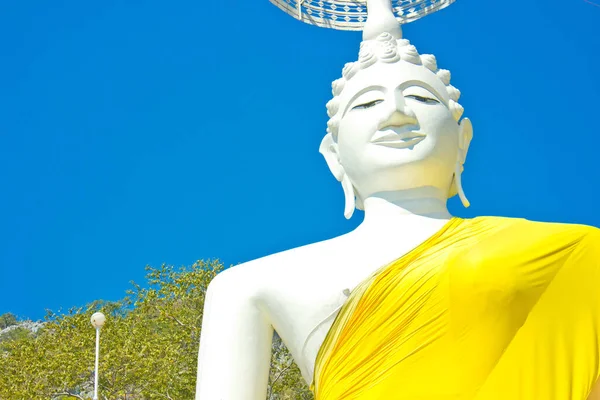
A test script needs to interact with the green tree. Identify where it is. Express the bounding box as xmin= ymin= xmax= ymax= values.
xmin=268 ymin=334 xmax=314 ymax=400
xmin=0 ymin=327 xmax=31 ymax=352
xmin=0 ymin=260 xmax=313 ymax=399
xmin=0 ymin=312 xmax=18 ymax=329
